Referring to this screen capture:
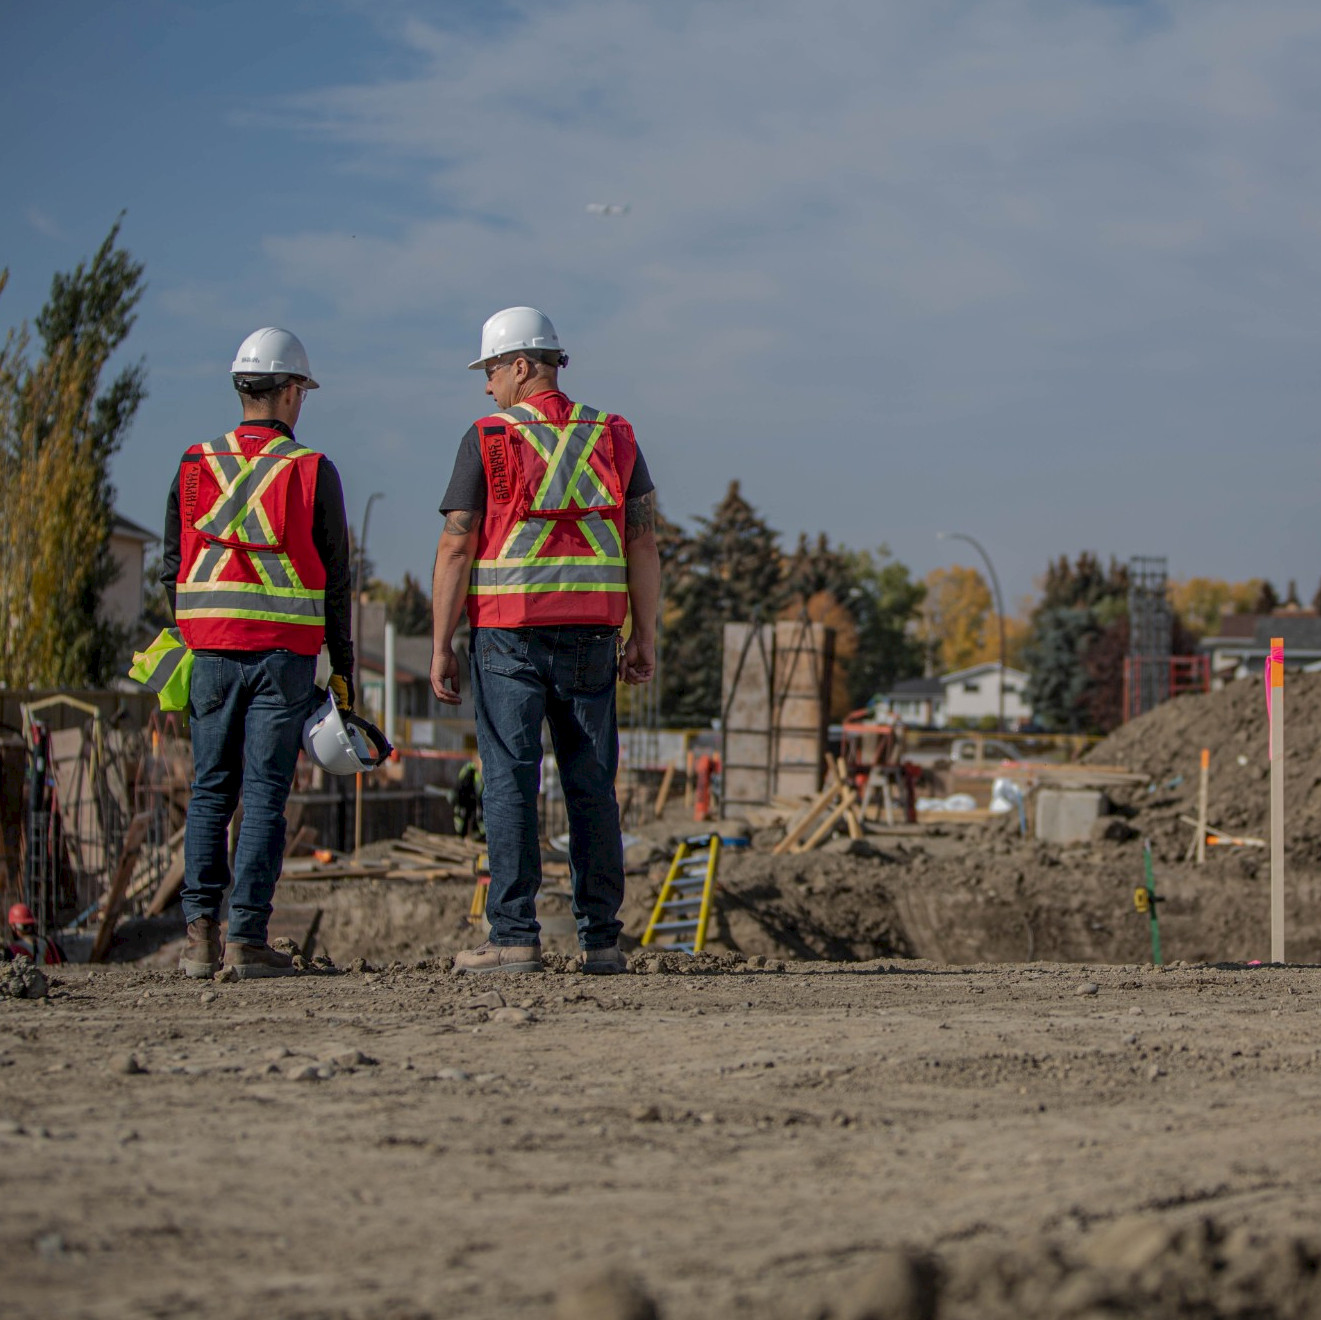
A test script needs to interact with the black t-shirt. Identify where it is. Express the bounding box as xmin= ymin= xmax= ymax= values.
xmin=439 ymin=424 xmax=654 ymax=514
